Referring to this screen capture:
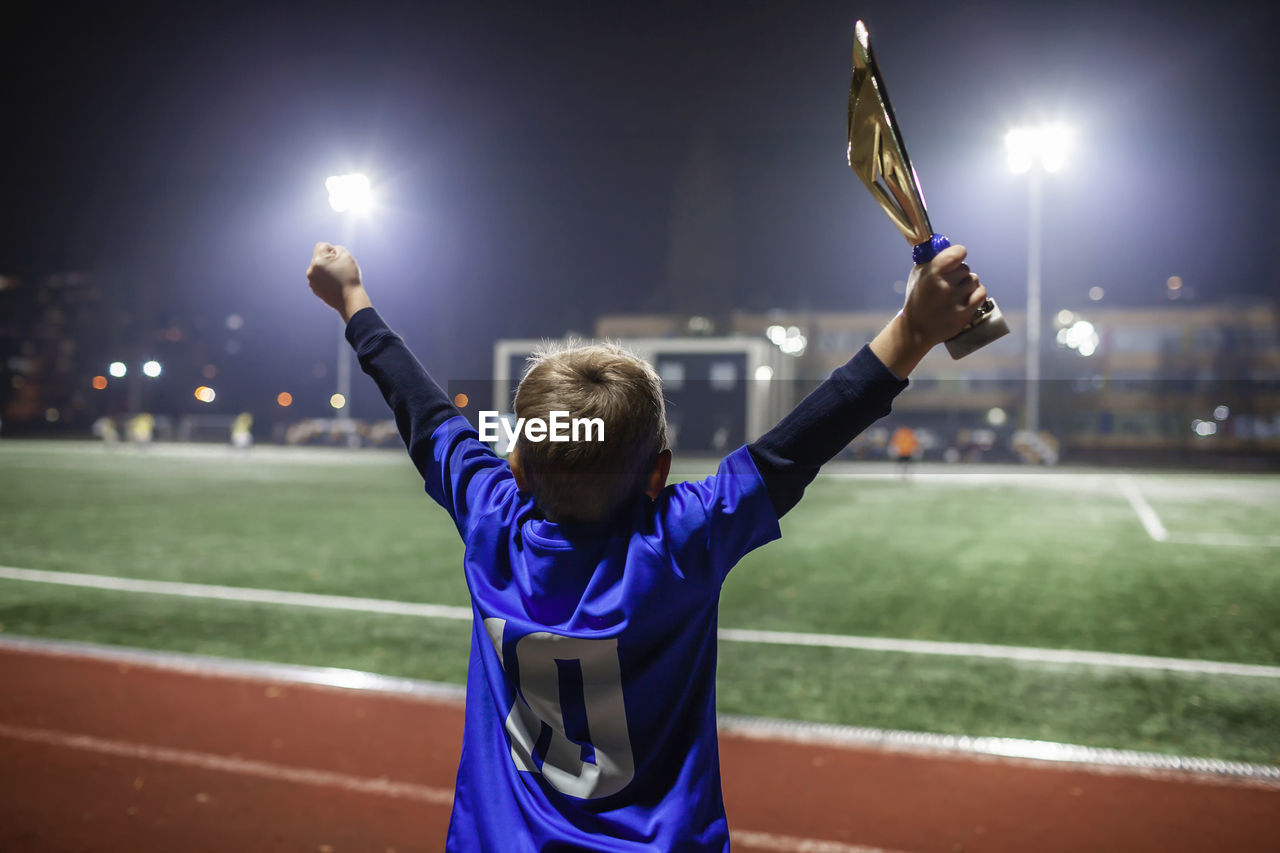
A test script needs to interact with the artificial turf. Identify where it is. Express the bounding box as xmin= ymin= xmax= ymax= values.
xmin=2 ymin=440 xmax=1277 ymax=763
